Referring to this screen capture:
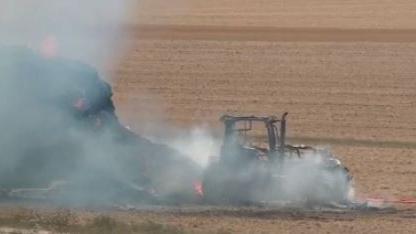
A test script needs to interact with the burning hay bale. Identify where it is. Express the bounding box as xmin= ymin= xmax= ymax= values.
xmin=0 ymin=46 xmax=201 ymax=204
